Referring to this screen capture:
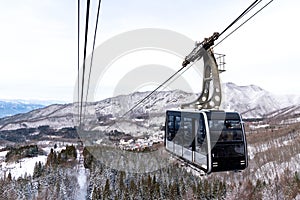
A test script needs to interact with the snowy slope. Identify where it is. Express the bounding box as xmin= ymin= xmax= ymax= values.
xmin=222 ymin=82 xmax=300 ymax=118
xmin=0 ymin=141 xmax=77 ymax=179
xmin=222 ymin=83 xmax=279 ymax=118
xmin=264 ymin=105 xmax=300 ymax=124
